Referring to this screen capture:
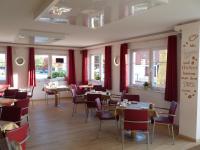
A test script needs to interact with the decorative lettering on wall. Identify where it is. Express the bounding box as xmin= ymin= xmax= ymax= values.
xmin=181 ymin=33 xmax=199 ymax=100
